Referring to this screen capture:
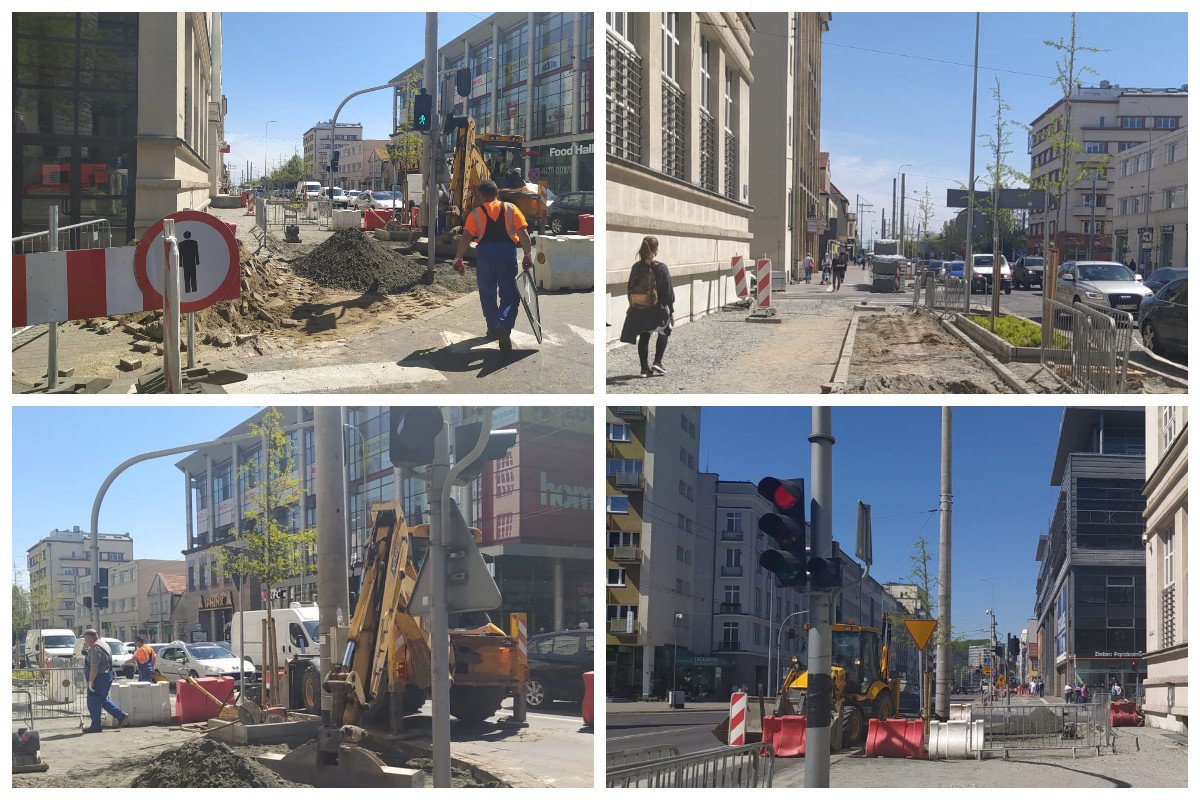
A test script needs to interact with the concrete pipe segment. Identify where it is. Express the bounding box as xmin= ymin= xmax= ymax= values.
xmin=927 ymin=720 xmax=984 ymax=759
